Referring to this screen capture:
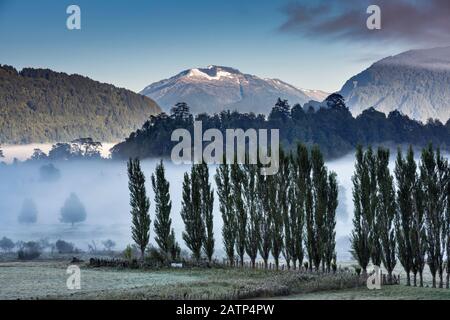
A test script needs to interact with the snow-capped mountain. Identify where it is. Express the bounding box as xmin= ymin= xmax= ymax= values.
xmin=340 ymin=47 xmax=450 ymax=123
xmin=141 ymin=66 xmax=327 ymax=114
